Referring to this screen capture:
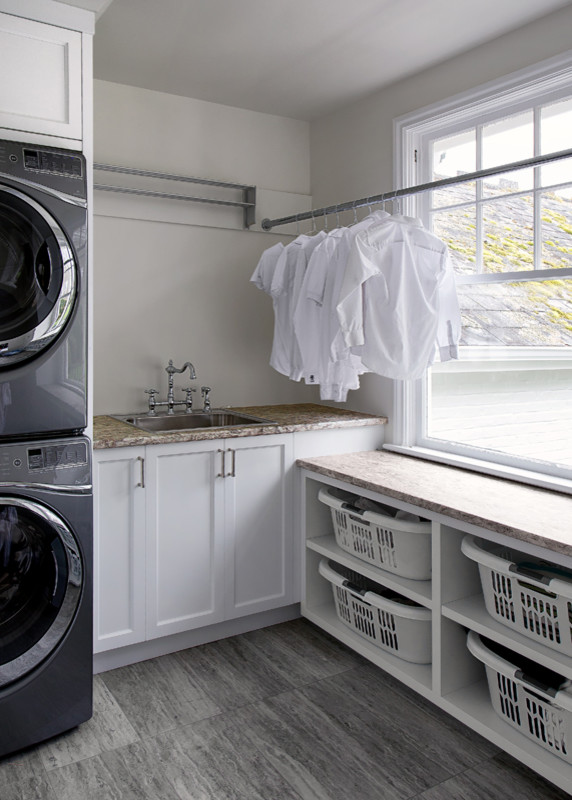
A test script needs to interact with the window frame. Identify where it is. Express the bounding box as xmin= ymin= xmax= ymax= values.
xmin=390 ymin=51 xmax=572 ymax=493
